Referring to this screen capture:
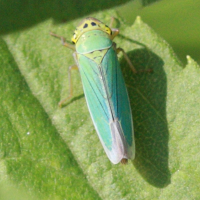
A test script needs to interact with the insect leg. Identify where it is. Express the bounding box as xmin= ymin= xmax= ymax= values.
xmin=110 ymin=28 xmax=120 ymax=40
xmin=116 ymin=46 xmax=153 ymax=74
xmin=114 ymin=44 xmax=137 ymax=74
xmin=108 ymin=17 xmax=120 ymax=40
xmin=109 ymin=16 xmax=115 ymax=28
xmin=50 ymin=32 xmax=75 ymax=51
xmin=58 ymin=65 xmax=79 ymax=107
